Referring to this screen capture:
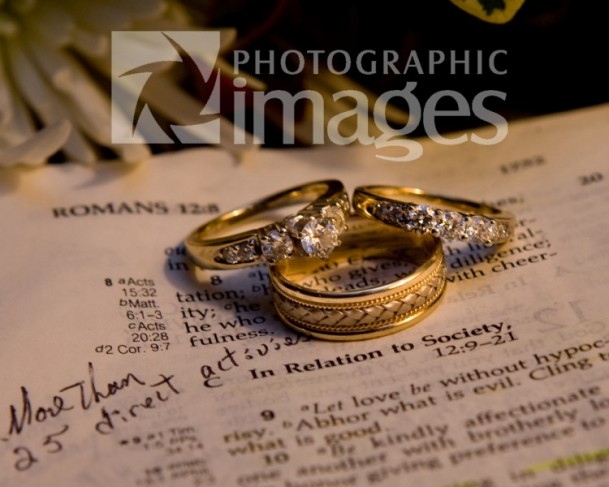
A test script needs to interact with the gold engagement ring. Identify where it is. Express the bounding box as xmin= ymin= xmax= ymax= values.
xmin=185 ymin=180 xmax=350 ymax=269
